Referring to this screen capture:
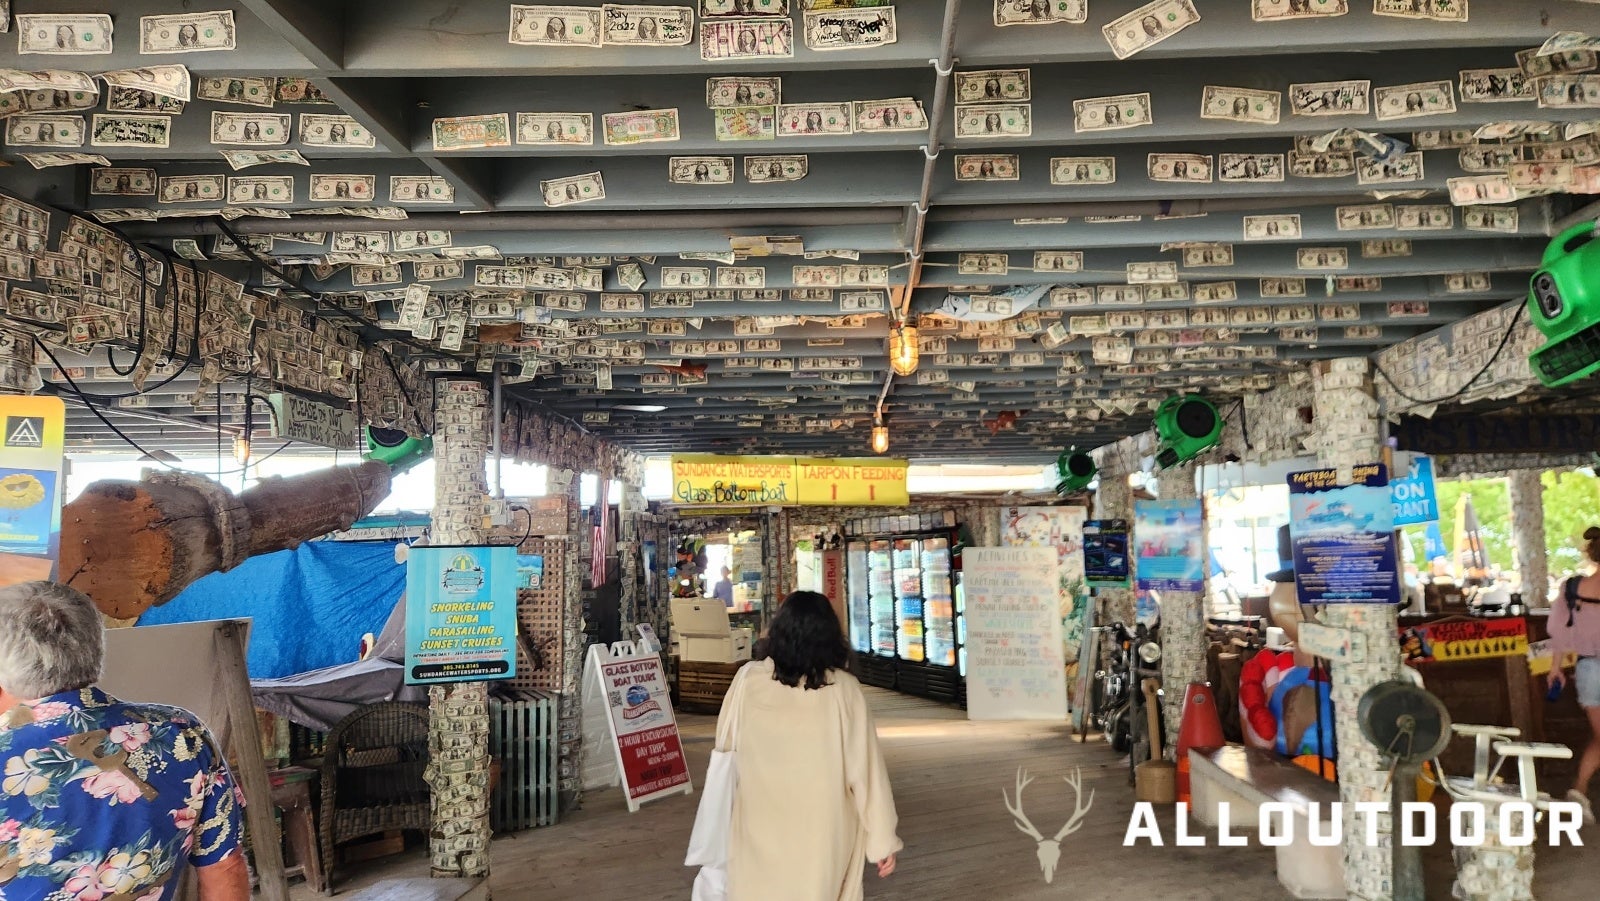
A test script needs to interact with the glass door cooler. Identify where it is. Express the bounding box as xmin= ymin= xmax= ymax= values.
xmin=845 ymin=529 xmax=963 ymax=702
